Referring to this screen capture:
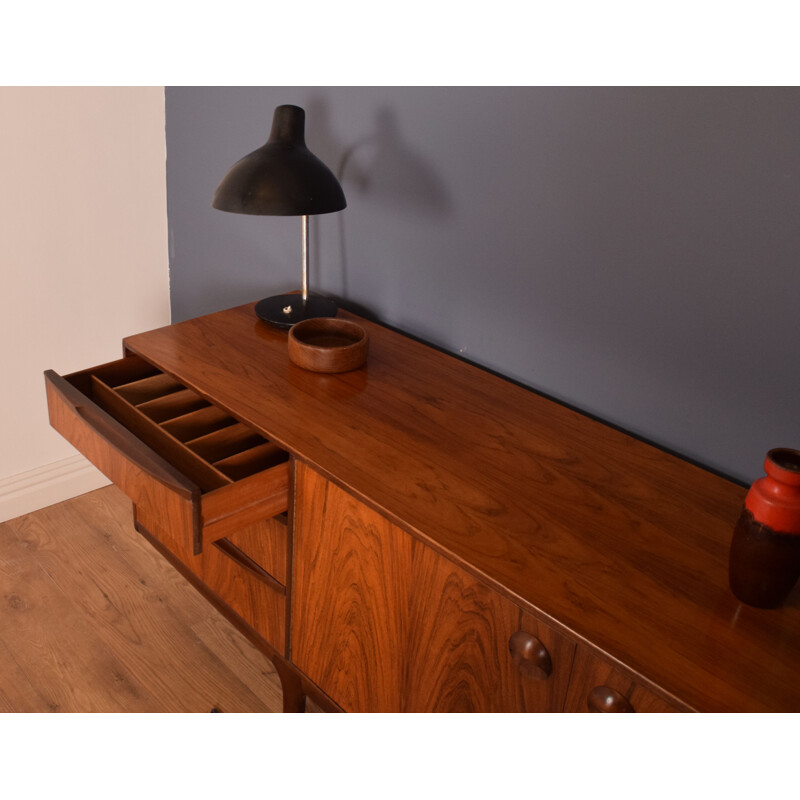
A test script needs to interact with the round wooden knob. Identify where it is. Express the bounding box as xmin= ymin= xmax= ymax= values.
xmin=508 ymin=631 xmax=552 ymax=680
xmin=587 ymin=685 xmax=635 ymax=712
